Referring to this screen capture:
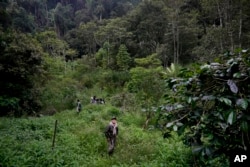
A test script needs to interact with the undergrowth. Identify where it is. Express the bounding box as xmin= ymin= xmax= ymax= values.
xmin=0 ymin=104 xmax=192 ymax=167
